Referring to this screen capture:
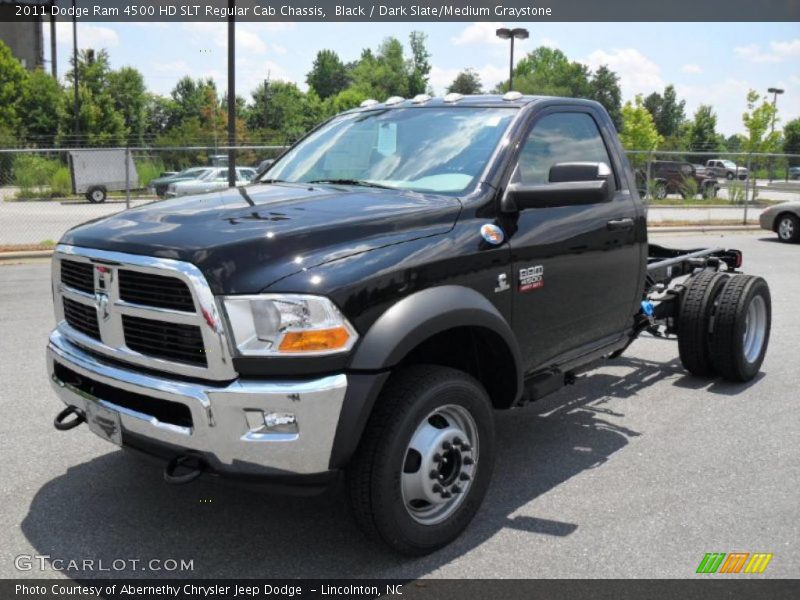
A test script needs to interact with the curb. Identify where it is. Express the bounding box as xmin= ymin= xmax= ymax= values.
xmin=0 ymin=250 xmax=54 ymax=260
xmin=647 ymin=225 xmax=761 ymax=233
